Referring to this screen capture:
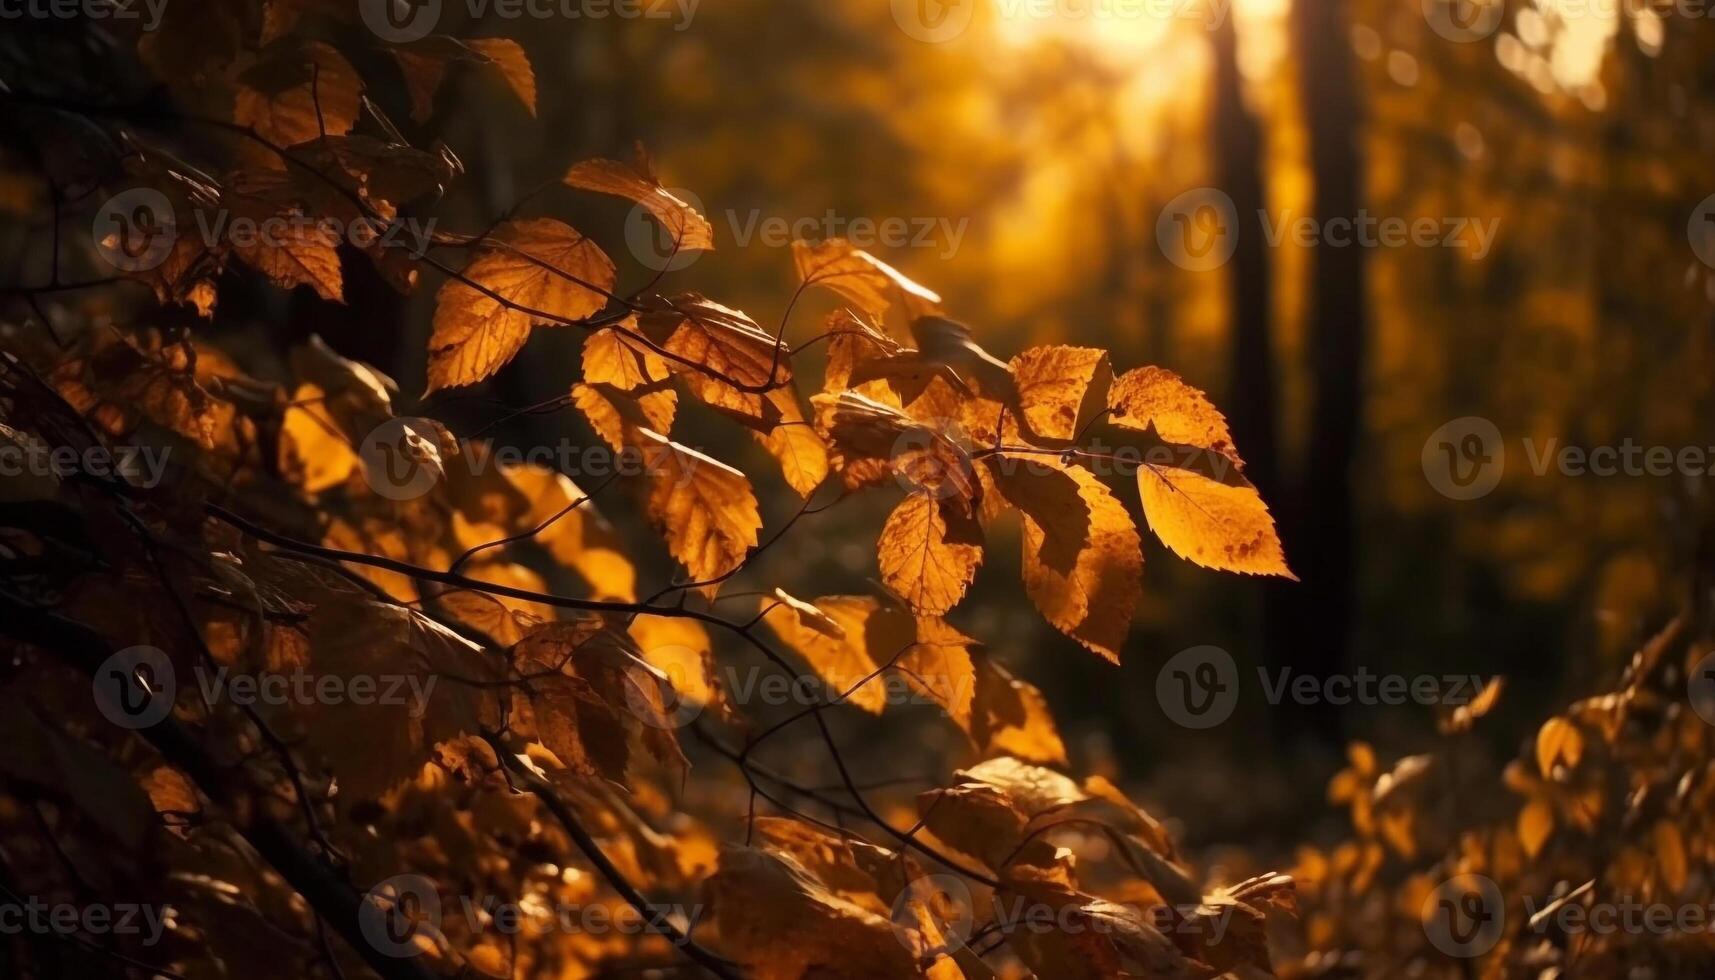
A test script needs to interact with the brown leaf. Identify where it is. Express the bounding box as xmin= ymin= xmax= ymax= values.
xmin=465 ymin=38 xmax=537 ymax=116
xmin=233 ymin=42 xmax=362 ymax=149
xmin=428 ymin=219 xmax=615 ymax=390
